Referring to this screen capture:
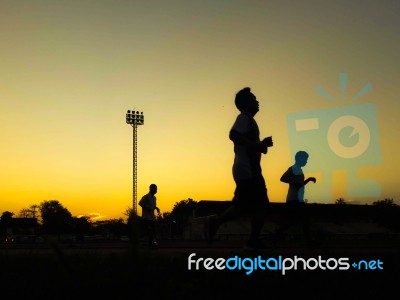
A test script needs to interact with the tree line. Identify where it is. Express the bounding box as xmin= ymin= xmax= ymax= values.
xmin=0 ymin=198 xmax=199 ymax=237
xmin=0 ymin=197 xmax=397 ymax=237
